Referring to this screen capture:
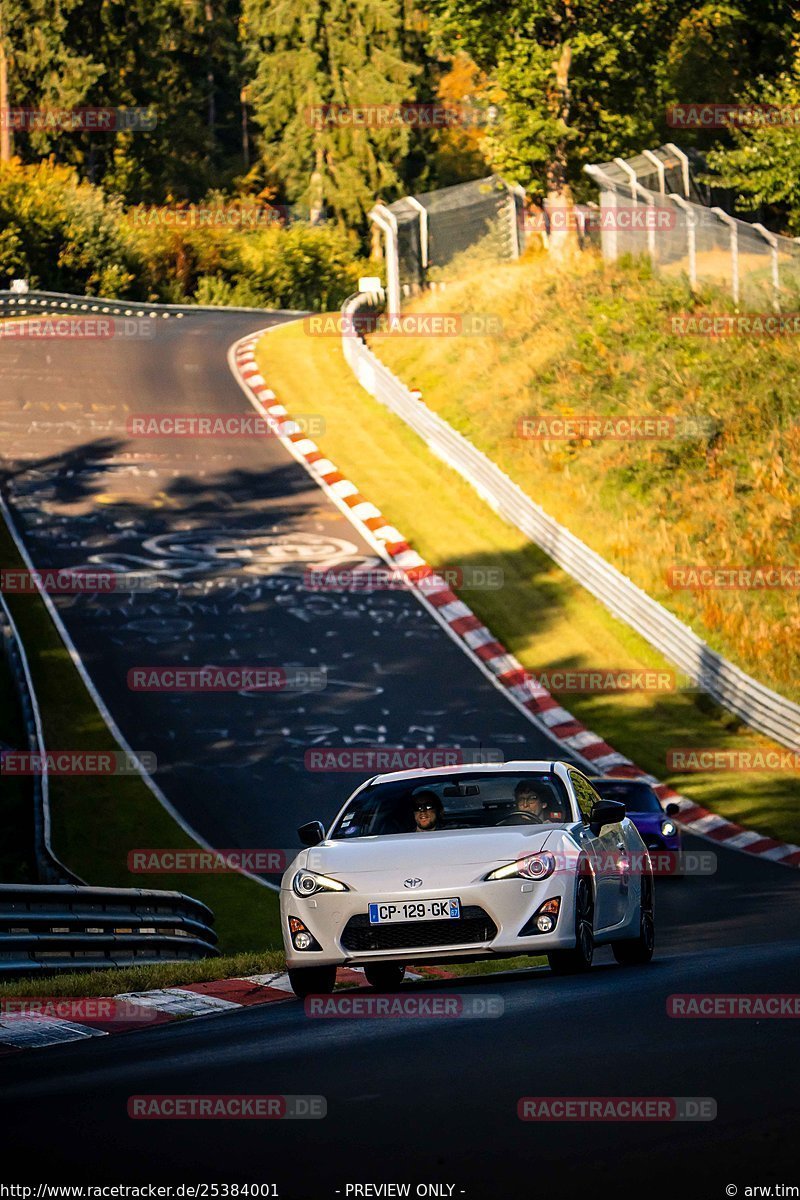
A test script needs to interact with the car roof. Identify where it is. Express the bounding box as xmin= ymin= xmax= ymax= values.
xmin=370 ymin=759 xmax=567 ymax=785
xmin=593 ymin=776 xmax=657 ymax=787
